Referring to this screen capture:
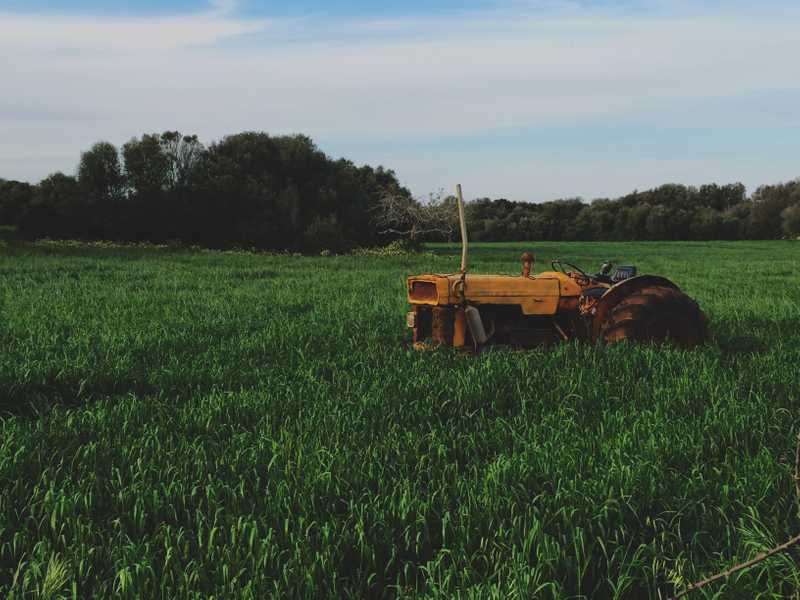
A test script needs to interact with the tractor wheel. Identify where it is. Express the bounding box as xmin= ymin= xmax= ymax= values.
xmin=599 ymin=285 xmax=707 ymax=347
